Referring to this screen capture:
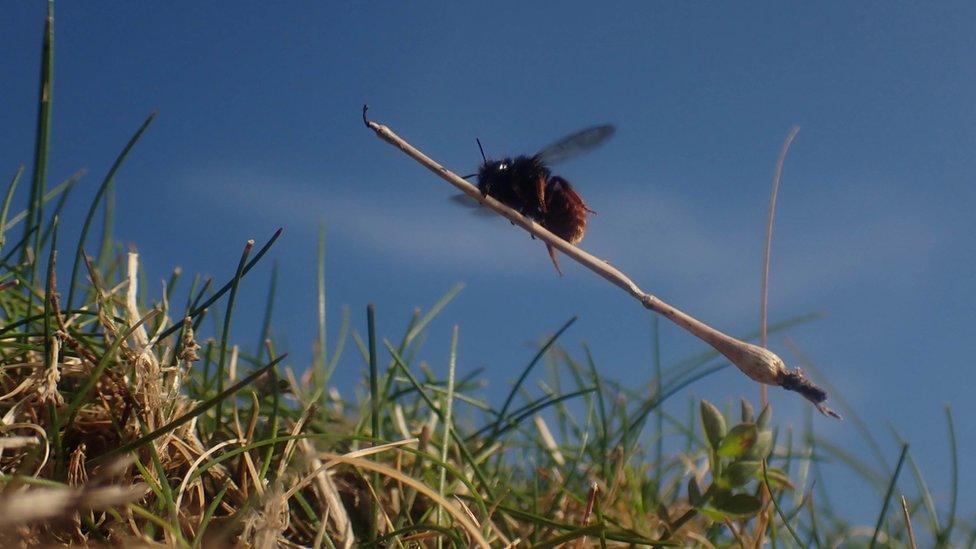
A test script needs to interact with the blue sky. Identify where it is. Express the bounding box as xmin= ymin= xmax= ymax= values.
xmin=3 ymin=2 xmax=975 ymax=523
